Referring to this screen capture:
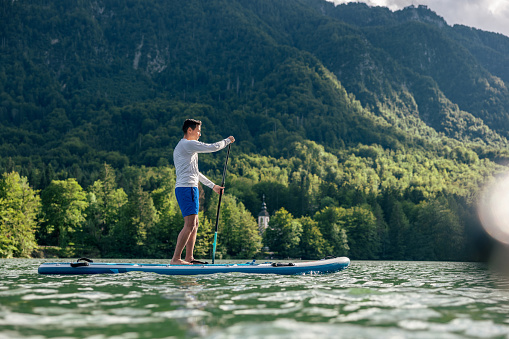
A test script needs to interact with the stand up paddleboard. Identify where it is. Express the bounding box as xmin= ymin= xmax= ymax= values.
xmin=38 ymin=257 xmax=350 ymax=276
